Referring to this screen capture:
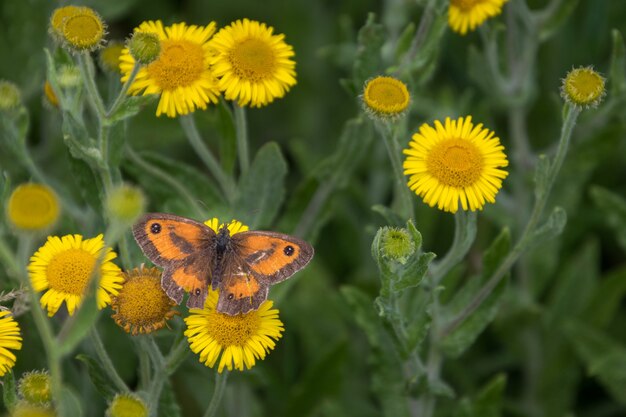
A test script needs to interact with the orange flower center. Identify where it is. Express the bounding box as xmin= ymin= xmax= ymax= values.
xmin=46 ymin=249 xmax=95 ymax=295
xmin=147 ymin=39 xmax=205 ymax=90
xmin=426 ymin=138 xmax=484 ymax=187
xmin=450 ymin=0 xmax=482 ymax=11
xmin=228 ymin=38 xmax=276 ymax=82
